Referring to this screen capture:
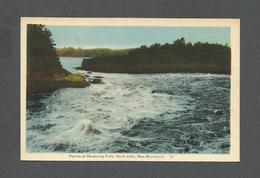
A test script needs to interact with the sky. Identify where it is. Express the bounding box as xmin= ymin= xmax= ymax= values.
xmin=47 ymin=26 xmax=230 ymax=49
